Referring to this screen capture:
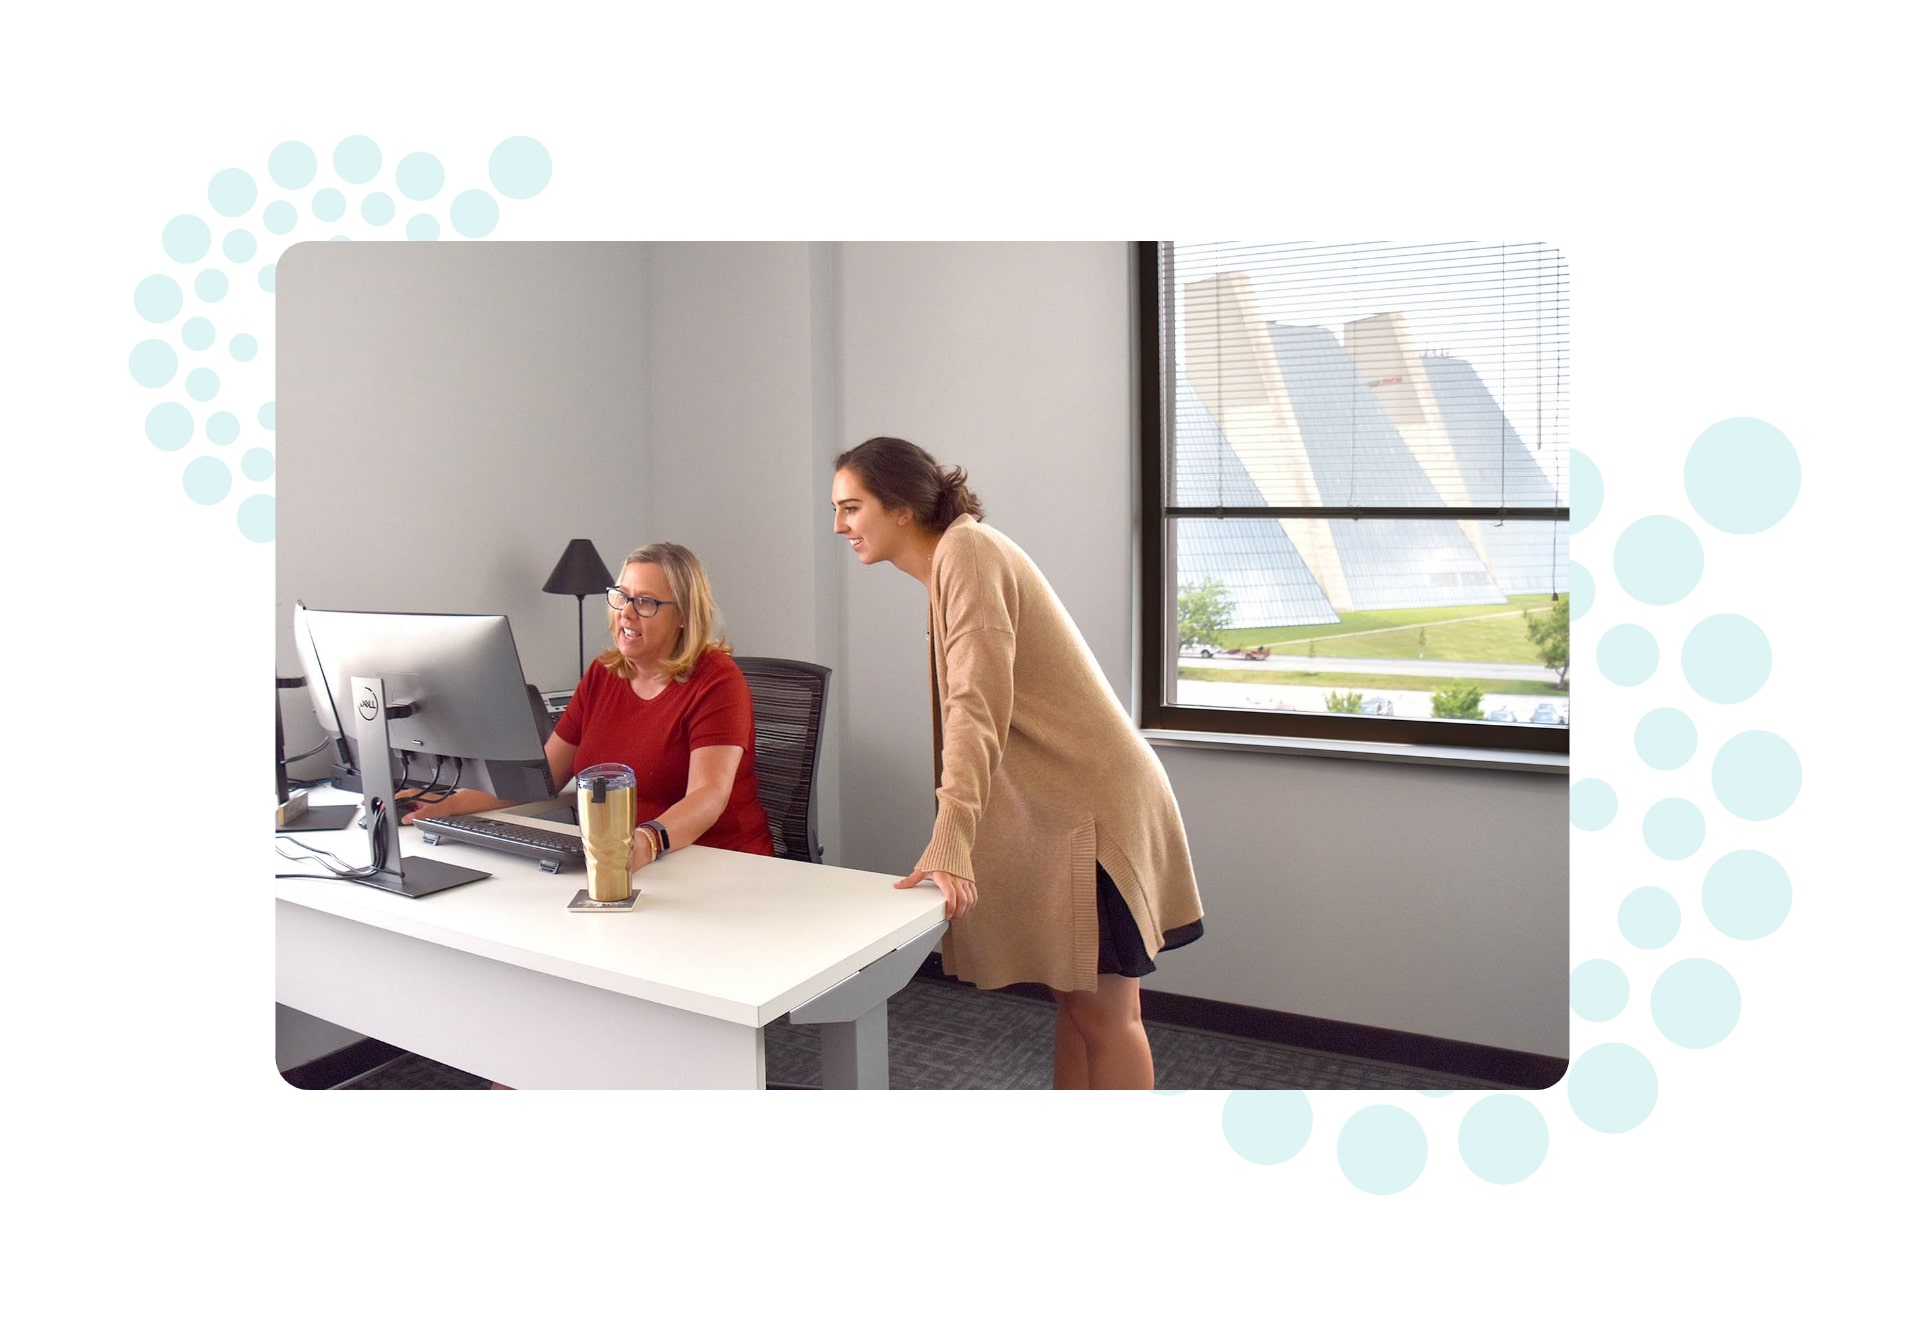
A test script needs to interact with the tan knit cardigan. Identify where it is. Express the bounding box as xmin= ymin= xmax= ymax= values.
xmin=915 ymin=517 xmax=1203 ymax=992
